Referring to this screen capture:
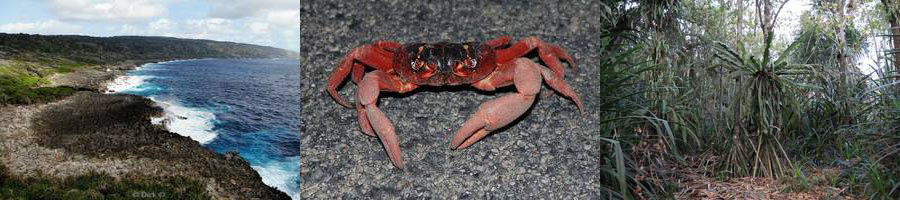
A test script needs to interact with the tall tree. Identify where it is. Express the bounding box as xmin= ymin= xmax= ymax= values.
xmin=756 ymin=0 xmax=774 ymax=40
xmin=737 ymin=0 xmax=745 ymax=39
xmin=883 ymin=0 xmax=900 ymax=79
